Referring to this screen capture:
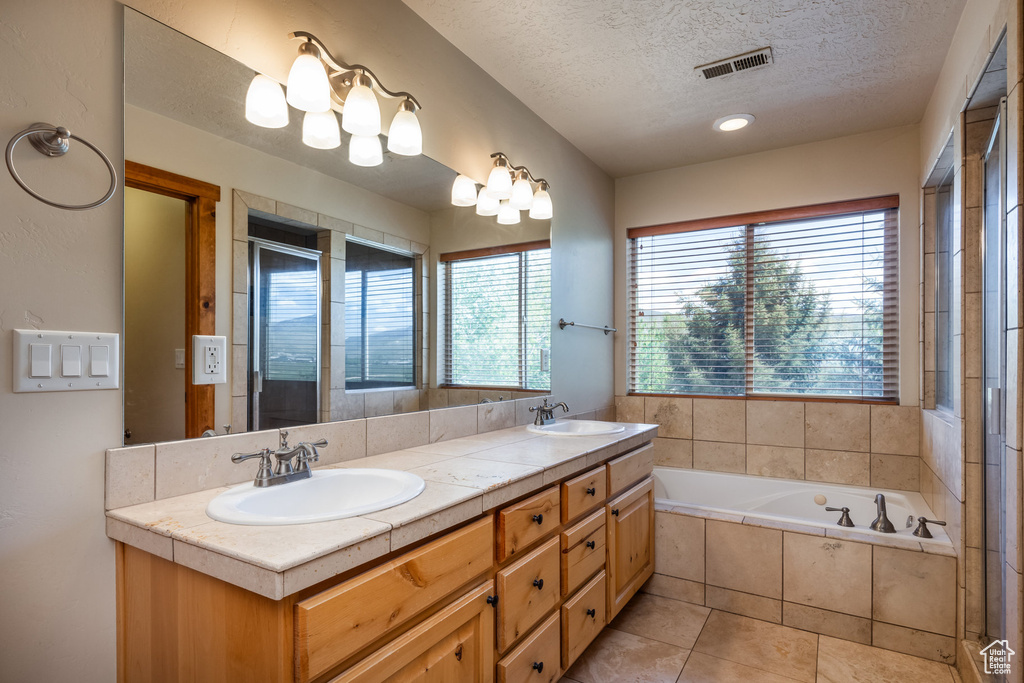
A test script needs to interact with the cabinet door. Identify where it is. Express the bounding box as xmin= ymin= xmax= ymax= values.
xmin=331 ymin=582 xmax=495 ymax=683
xmin=605 ymin=478 xmax=654 ymax=619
